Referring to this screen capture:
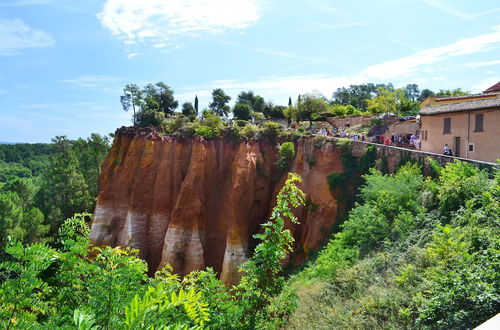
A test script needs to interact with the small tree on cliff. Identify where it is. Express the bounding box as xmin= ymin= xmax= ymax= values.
xmin=235 ymin=173 xmax=305 ymax=327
